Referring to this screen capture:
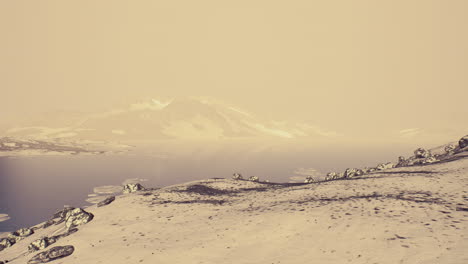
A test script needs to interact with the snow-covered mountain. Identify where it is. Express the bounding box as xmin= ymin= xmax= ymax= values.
xmin=2 ymin=97 xmax=340 ymax=142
